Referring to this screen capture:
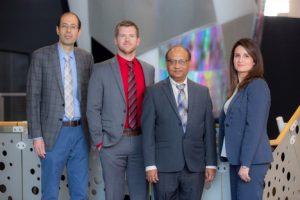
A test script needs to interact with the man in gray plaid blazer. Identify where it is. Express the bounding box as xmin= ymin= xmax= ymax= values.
xmin=26 ymin=12 xmax=93 ymax=200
